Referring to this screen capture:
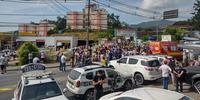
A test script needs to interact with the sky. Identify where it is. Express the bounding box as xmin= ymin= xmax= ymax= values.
xmin=0 ymin=0 xmax=196 ymax=32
